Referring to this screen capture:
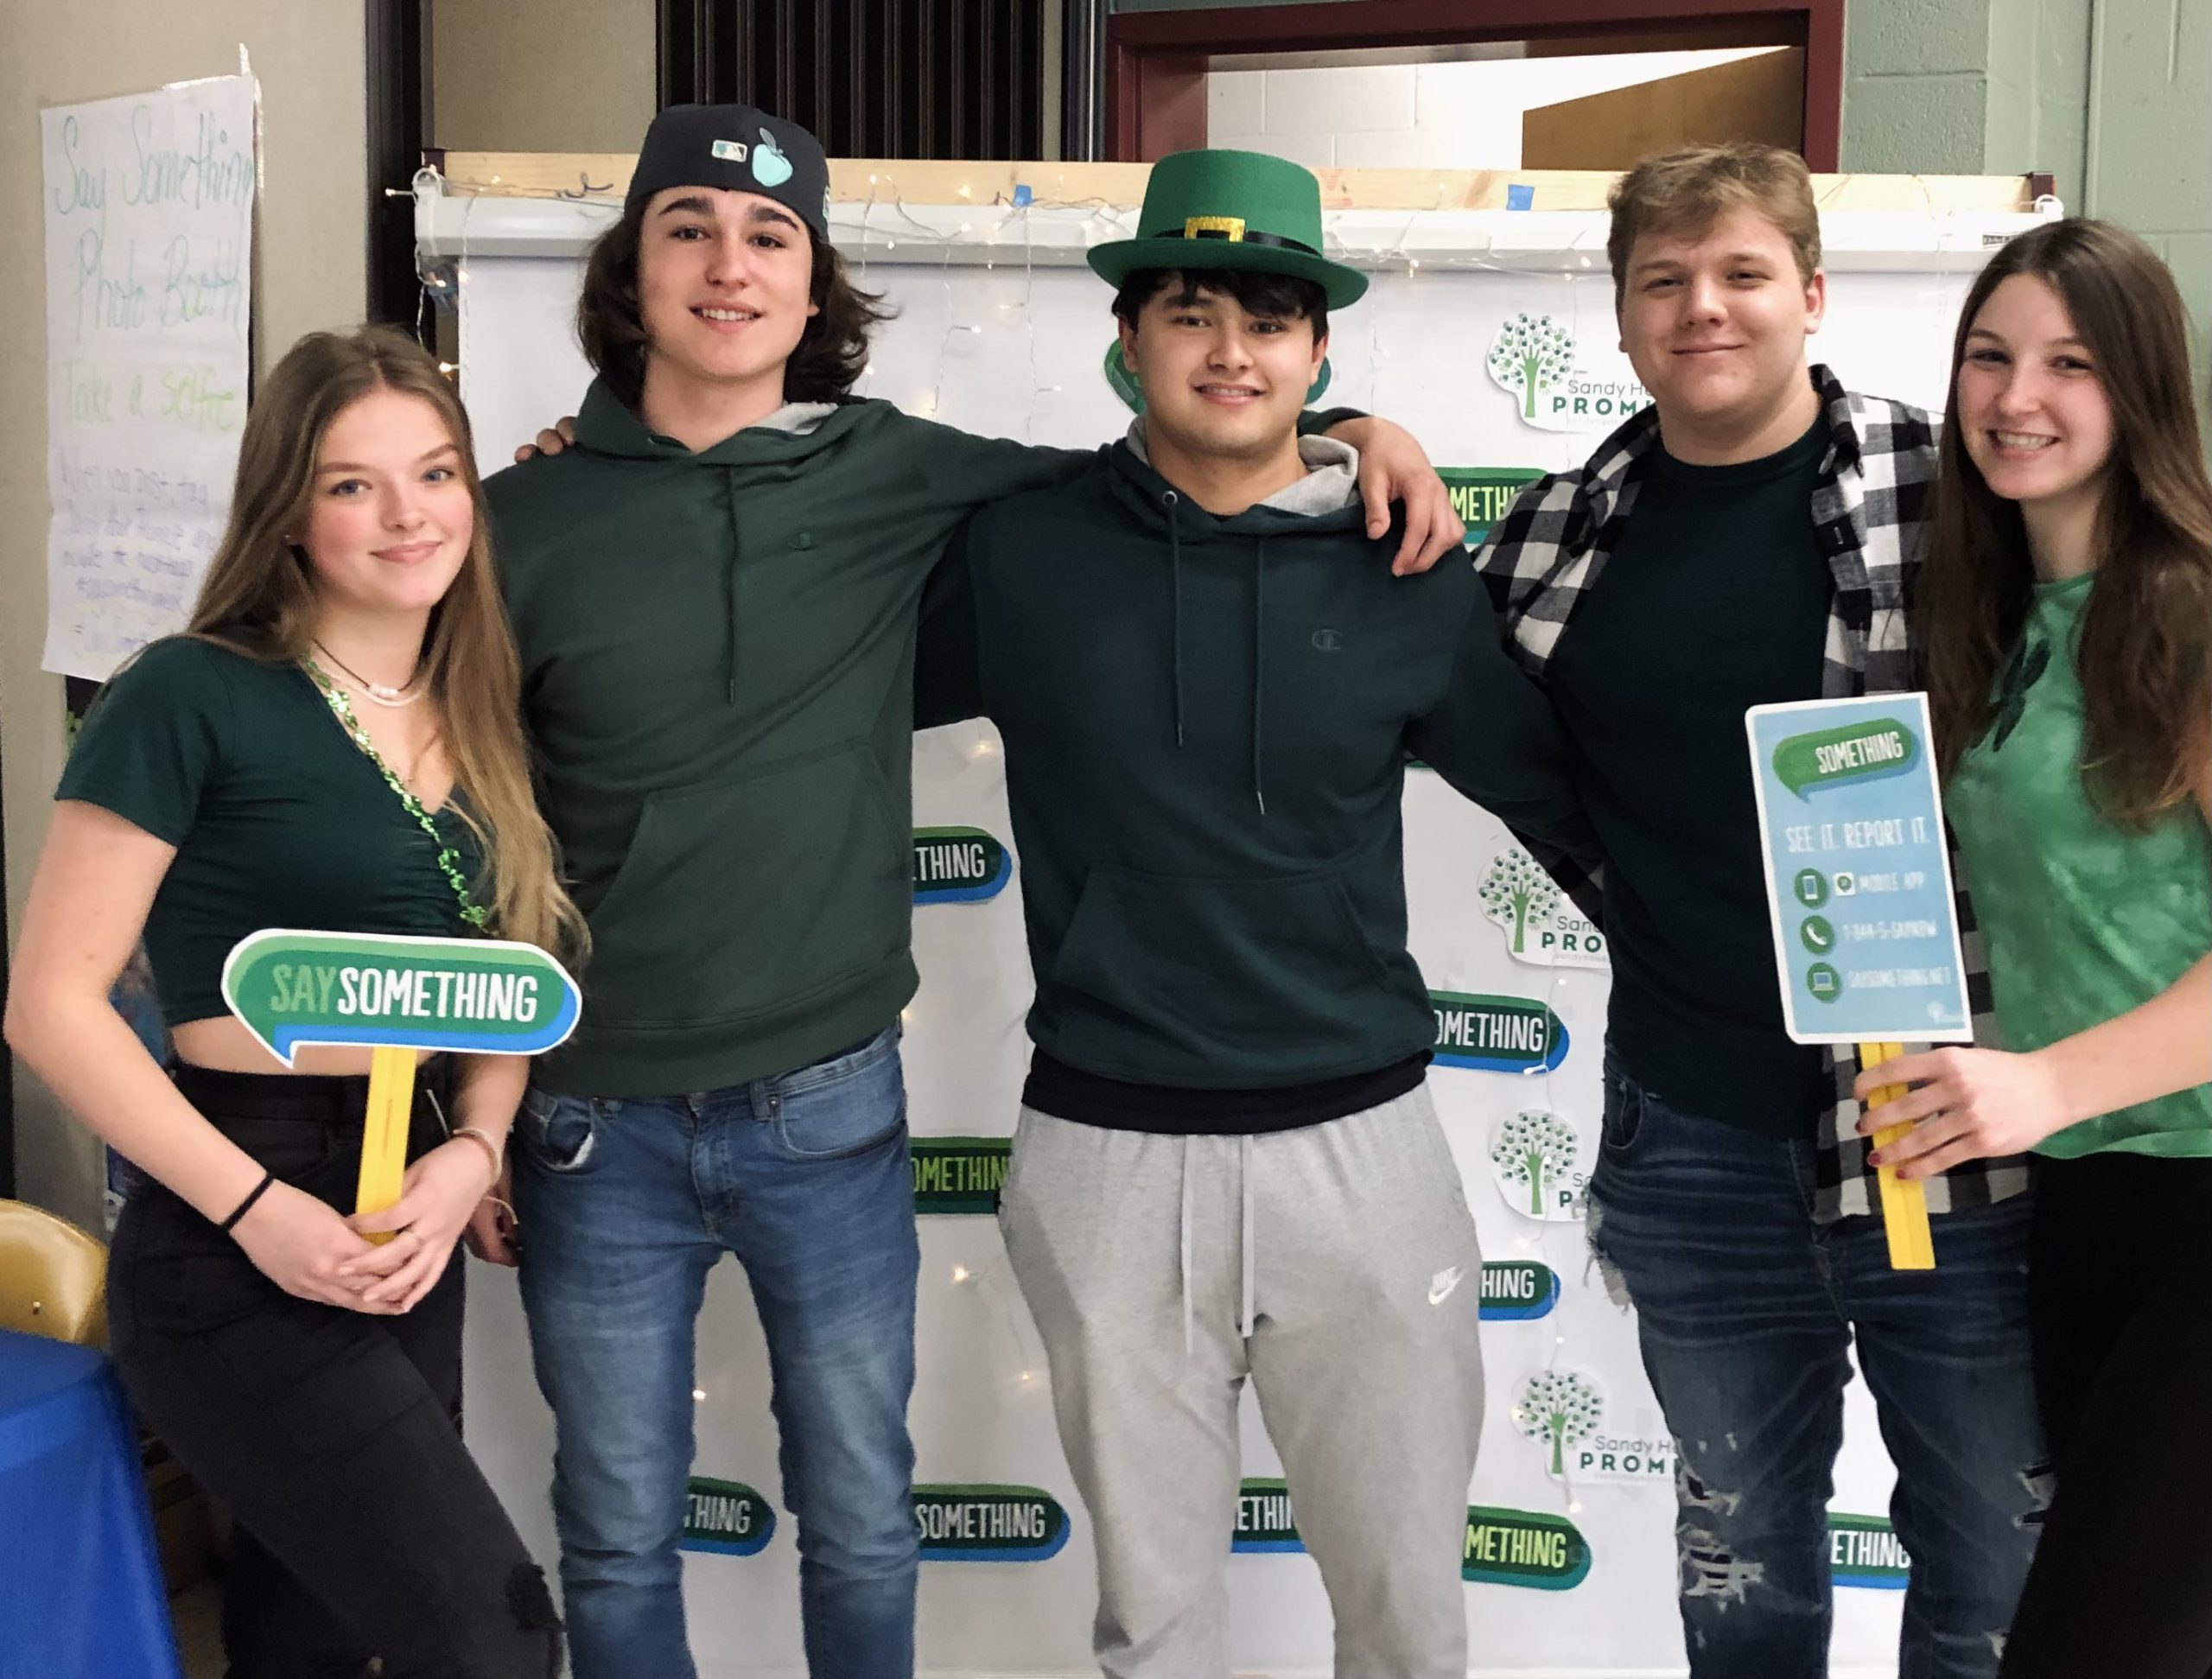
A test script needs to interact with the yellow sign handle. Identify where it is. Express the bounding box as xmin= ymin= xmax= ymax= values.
xmin=1859 ymin=1040 xmax=1935 ymax=1271
xmin=356 ymin=1046 xmax=417 ymax=1244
